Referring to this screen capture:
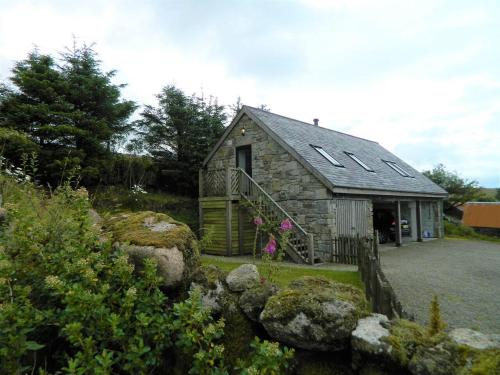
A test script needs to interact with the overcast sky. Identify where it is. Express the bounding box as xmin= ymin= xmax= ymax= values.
xmin=1 ymin=0 xmax=499 ymax=187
